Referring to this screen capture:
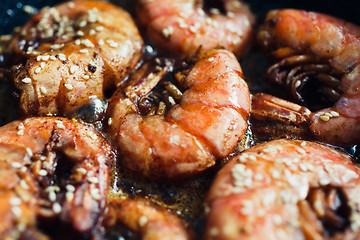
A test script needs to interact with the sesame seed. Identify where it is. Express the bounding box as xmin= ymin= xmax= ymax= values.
xmin=39 ymin=169 xmax=48 ymax=176
xmin=89 ymin=29 xmax=96 ymax=35
xmin=75 ymin=39 xmax=81 ymax=45
xmin=90 ymin=188 xmax=101 ymax=200
xmin=77 ymin=30 xmax=84 ymax=36
xmin=296 ymin=147 xmax=306 ymax=155
xmin=83 ymin=75 xmax=90 ymax=80
xmin=23 ymin=5 xmax=38 ymax=15
xmin=83 ymin=39 xmax=94 ymax=48
xmin=52 ymin=203 xmax=62 ymax=213
xmin=319 ymin=114 xmax=330 ymax=122
xmin=197 ymin=8 xmax=205 ymax=16
xmin=45 ymin=186 xmax=60 ymax=192
xmin=50 ymin=56 xmax=57 ymax=61
xmin=66 ymin=184 xmax=75 ymax=192
xmin=20 ymin=180 xmax=29 ymax=189
xmin=108 ymin=117 xmax=112 ymax=126
xmin=11 ymin=162 xmax=22 ymax=169
xmin=10 ymin=197 xmax=21 ymax=206
xmin=208 ymin=57 xmax=215 ymax=62
xmin=66 ymin=192 xmax=74 ymax=201
xmin=79 ymin=20 xmax=87 ymax=28
xmin=189 ymin=26 xmax=197 ymax=33
xmin=319 ymin=178 xmax=330 ymax=186
xmin=210 ymin=8 xmax=220 ymax=14
xmin=37 ymin=55 xmax=42 ymax=61
xmin=21 ymin=77 xmax=32 ymax=84
xmin=34 ymin=67 xmax=41 ymax=74
xmin=98 ymin=39 xmax=104 ymax=45
xmin=68 ymin=2 xmax=75 ymax=8
xmin=11 ymin=207 xmax=22 ymax=217
xmin=42 ymin=55 xmax=49 ymax=61
xmin=58 ymin=54 xmax=66 ymax=61
xmin=300 ymin=141 xmax=307 ymax=147
xmin=109 ymin=41 xmax=118 ymax=48
xmin=40 ymin=86 xmax=47 ymax=94
xmin=76 ymin=168 xmax=87 ymax=174
xmin=139 ymin=215 xmax=148 ymax=227
xmin=40 ymin=62 xmax=46 ymax=69
xmin=330 ymin=111 xmax=339 ymax=117
xmin=17 ymin=130 xmax=24 ymax=136
xmin=56 ymin=123 xmax=65 ymax=129
xmin=95 ymin=26 xmax=104 ymax=31
xmin=64 ymin=83 xmax=73 ymax=90
xmin=226 ymin=12 xmax=235 ymax=18
xmin=162 ymin=26 xmax=174 ymax=38
xmin=79 ymin=49 xmax=89 ymax=53
xmin=88 ymin=132 xmax=97 ymax=140
xmin=49 ymin=191 xmax=56 ymax=201
xmin=87 ymin=176 xmax=99 ymax=184
xmin=69 ymin=65 xmax=76 ymax=74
